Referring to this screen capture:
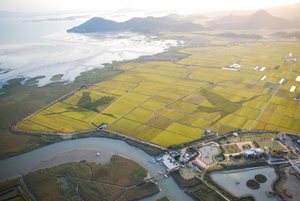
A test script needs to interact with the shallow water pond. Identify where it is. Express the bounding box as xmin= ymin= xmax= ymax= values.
xmin=211 ymin=167 xmax=278 ymax=201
